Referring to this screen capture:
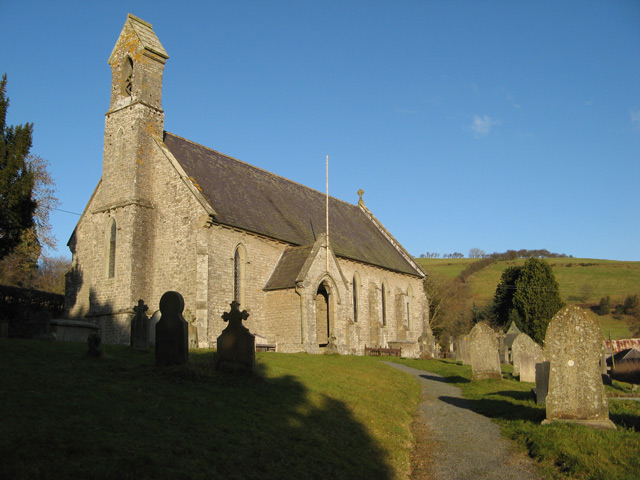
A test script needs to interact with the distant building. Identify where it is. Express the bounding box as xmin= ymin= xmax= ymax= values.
xmin=65 ymin=14 xmax=428 ymax=355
